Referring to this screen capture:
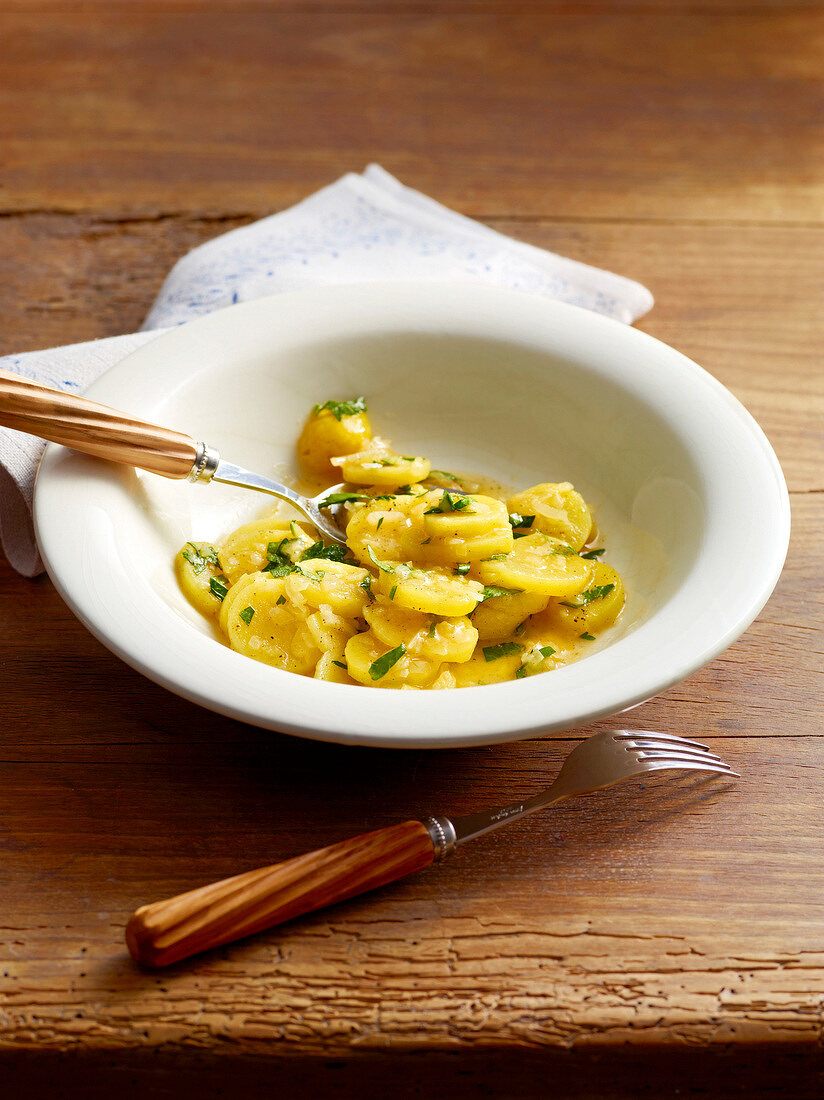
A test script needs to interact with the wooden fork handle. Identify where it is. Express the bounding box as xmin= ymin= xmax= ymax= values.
xmin=125 ymin=820 xmax=436 ymax=968
xmin=0 ymin=368 xmax=198 ymax=478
